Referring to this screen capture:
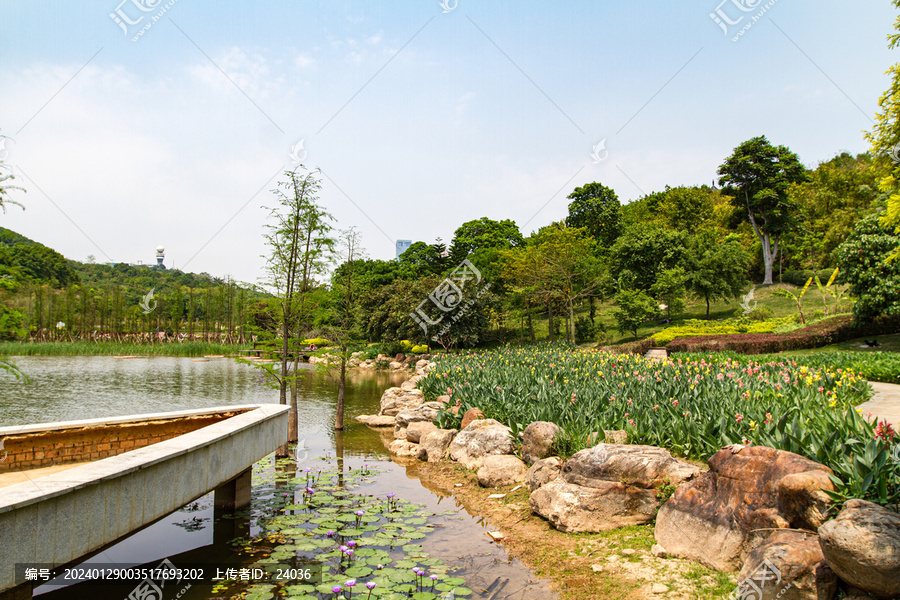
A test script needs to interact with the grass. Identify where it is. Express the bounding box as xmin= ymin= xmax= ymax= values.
xmin=510 ymin=283 xmax=848 ymax=346
xmin=0 ymin=341 xmax=249 ymax=357
xmin=776 ymin=333 xmax=900 ymax=355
